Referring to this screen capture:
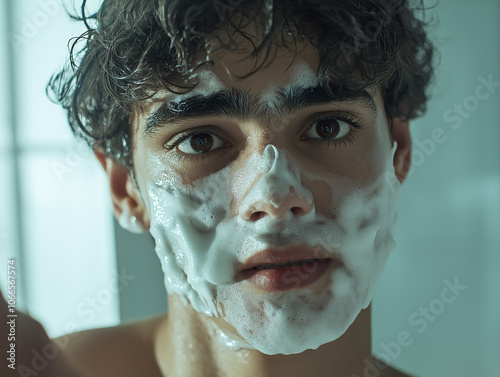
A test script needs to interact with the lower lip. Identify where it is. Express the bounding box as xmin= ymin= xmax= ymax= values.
xmin=242 ymin=259 xmax=332 ymax=292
